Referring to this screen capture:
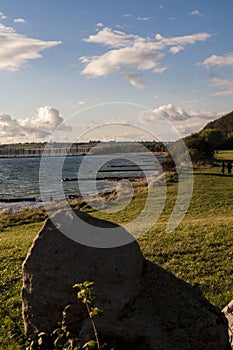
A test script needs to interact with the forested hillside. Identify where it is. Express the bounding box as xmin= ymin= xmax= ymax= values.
xmin=203 ymin=110 xmax=233 ymax=137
